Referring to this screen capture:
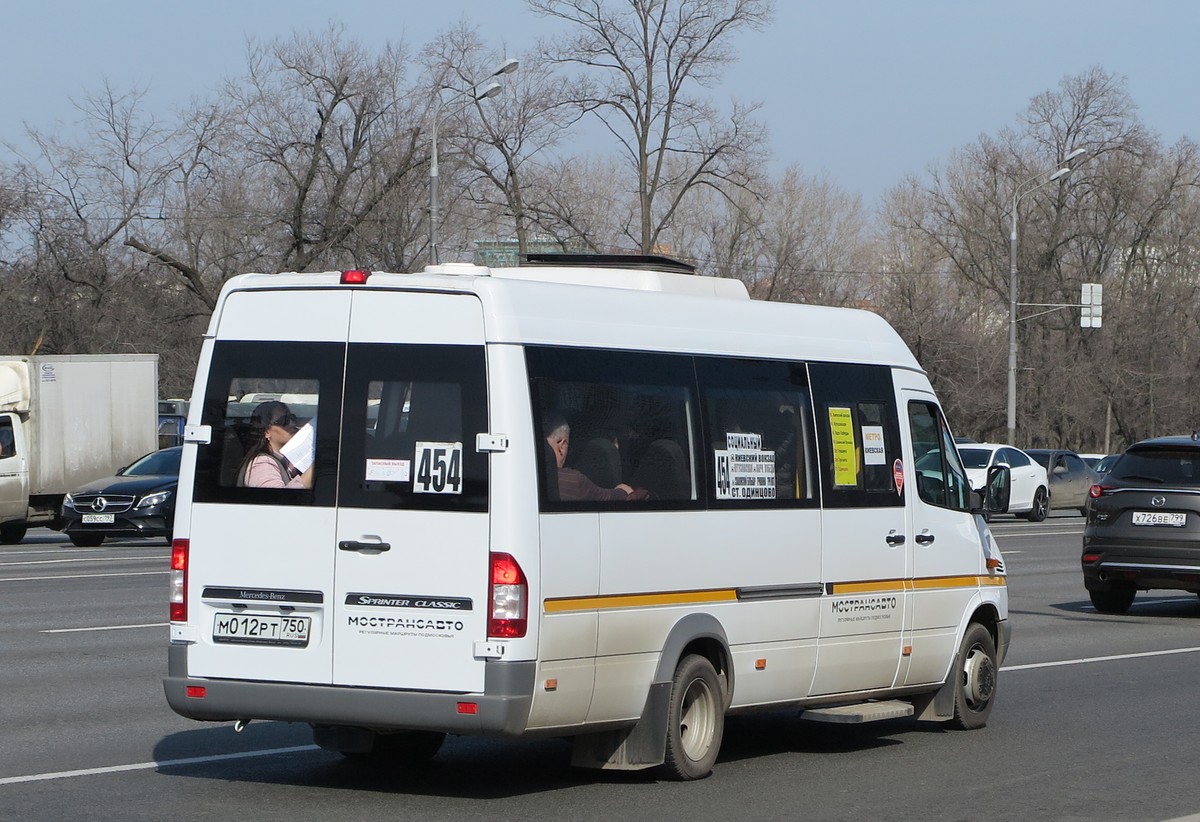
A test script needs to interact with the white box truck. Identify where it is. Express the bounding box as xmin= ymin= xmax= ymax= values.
xmin=0 ymin=354 xmax=159 ymax=544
